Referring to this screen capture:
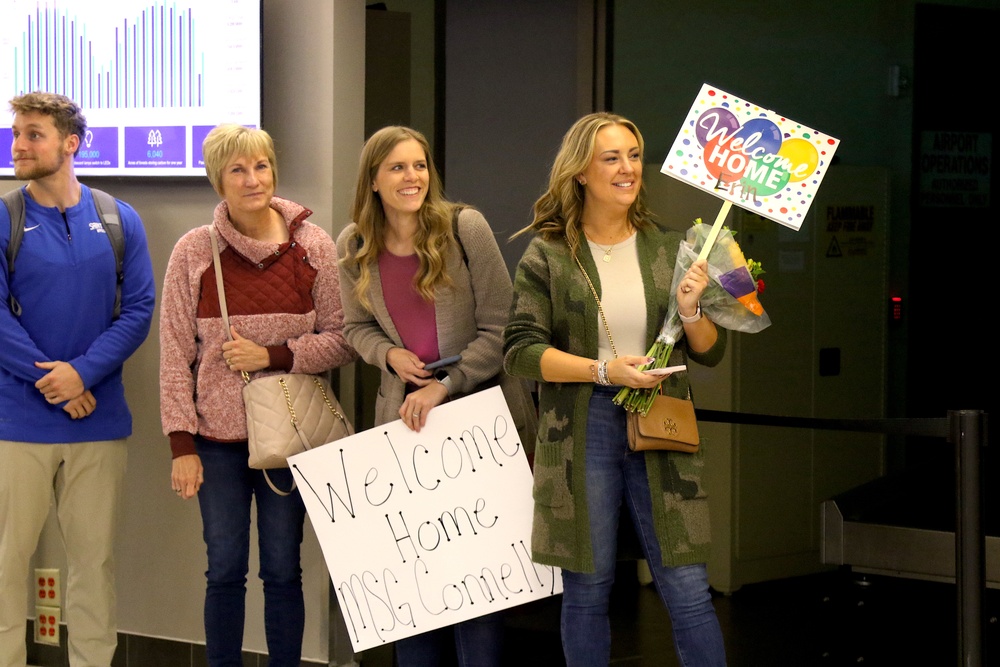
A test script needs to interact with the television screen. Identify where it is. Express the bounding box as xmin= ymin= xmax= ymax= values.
xmin=0 ymin=0 xmax=262 ymax=178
